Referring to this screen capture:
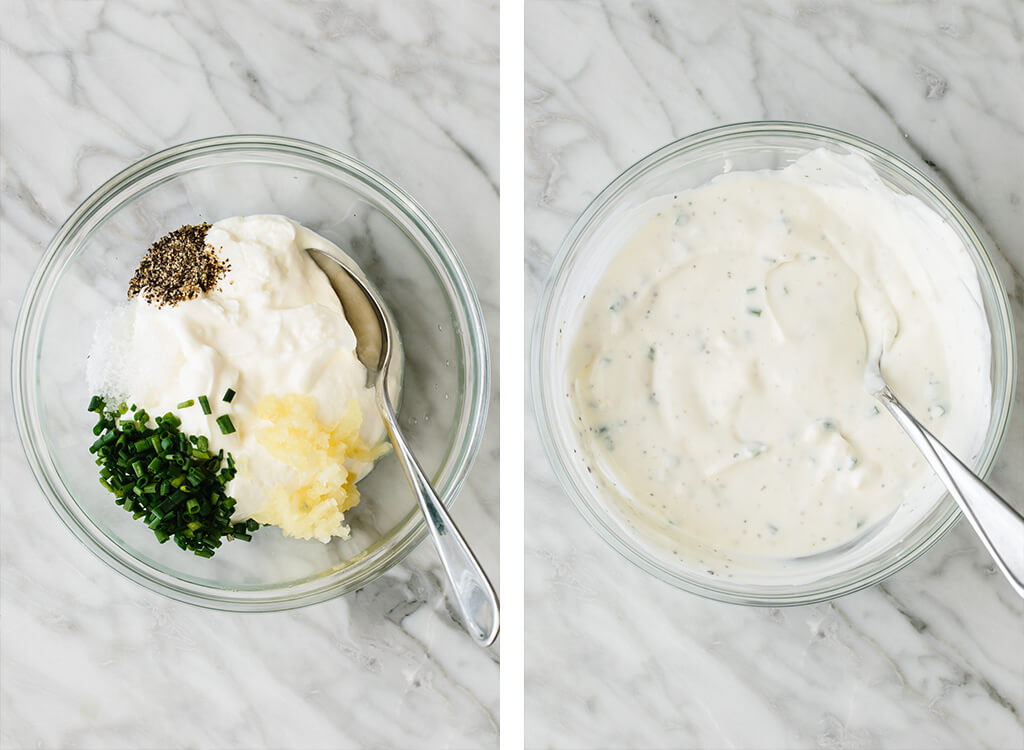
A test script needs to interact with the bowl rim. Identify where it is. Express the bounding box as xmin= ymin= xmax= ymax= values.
xmin=11 ymin=134 xmax=491 ymax=611
xmin=530 ymin=120 xmax=1017 ymax=606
